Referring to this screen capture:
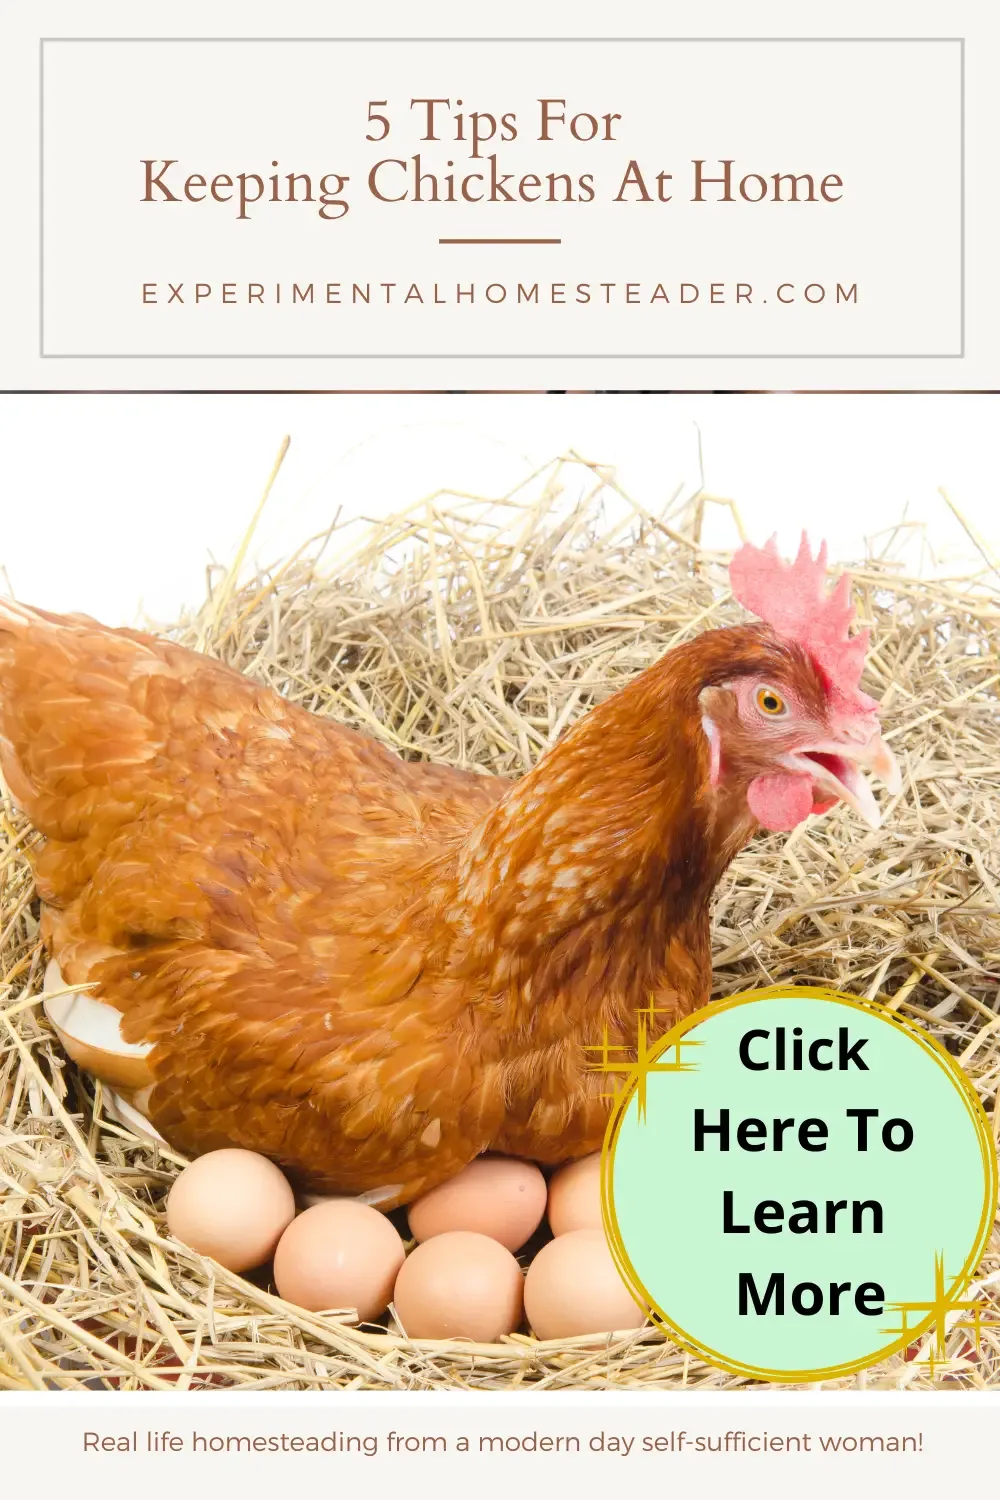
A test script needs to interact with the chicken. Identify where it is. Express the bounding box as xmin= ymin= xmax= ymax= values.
xmin=0 ymin=537 xmax=899 ymax=1206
